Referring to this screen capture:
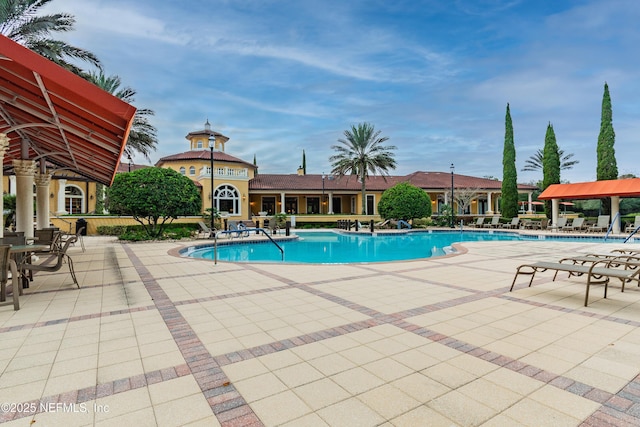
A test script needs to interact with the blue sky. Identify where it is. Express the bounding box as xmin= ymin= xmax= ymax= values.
xmin=44 ymin=0 xmax=640 ymax=184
